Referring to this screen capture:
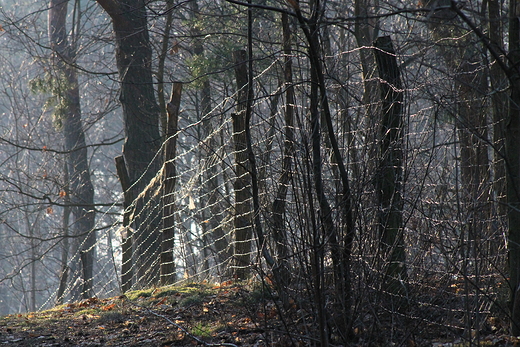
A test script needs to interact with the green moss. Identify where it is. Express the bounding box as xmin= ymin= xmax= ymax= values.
xmin=181 ymin=293 xmax=208 ymax=307
xmin=125 ymin=288 xmax=155 ymax=301
xmin=154 ymin=288 xmax=180 ymax=298
xmin=190 ymin=322 xmax=215 ymax=338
